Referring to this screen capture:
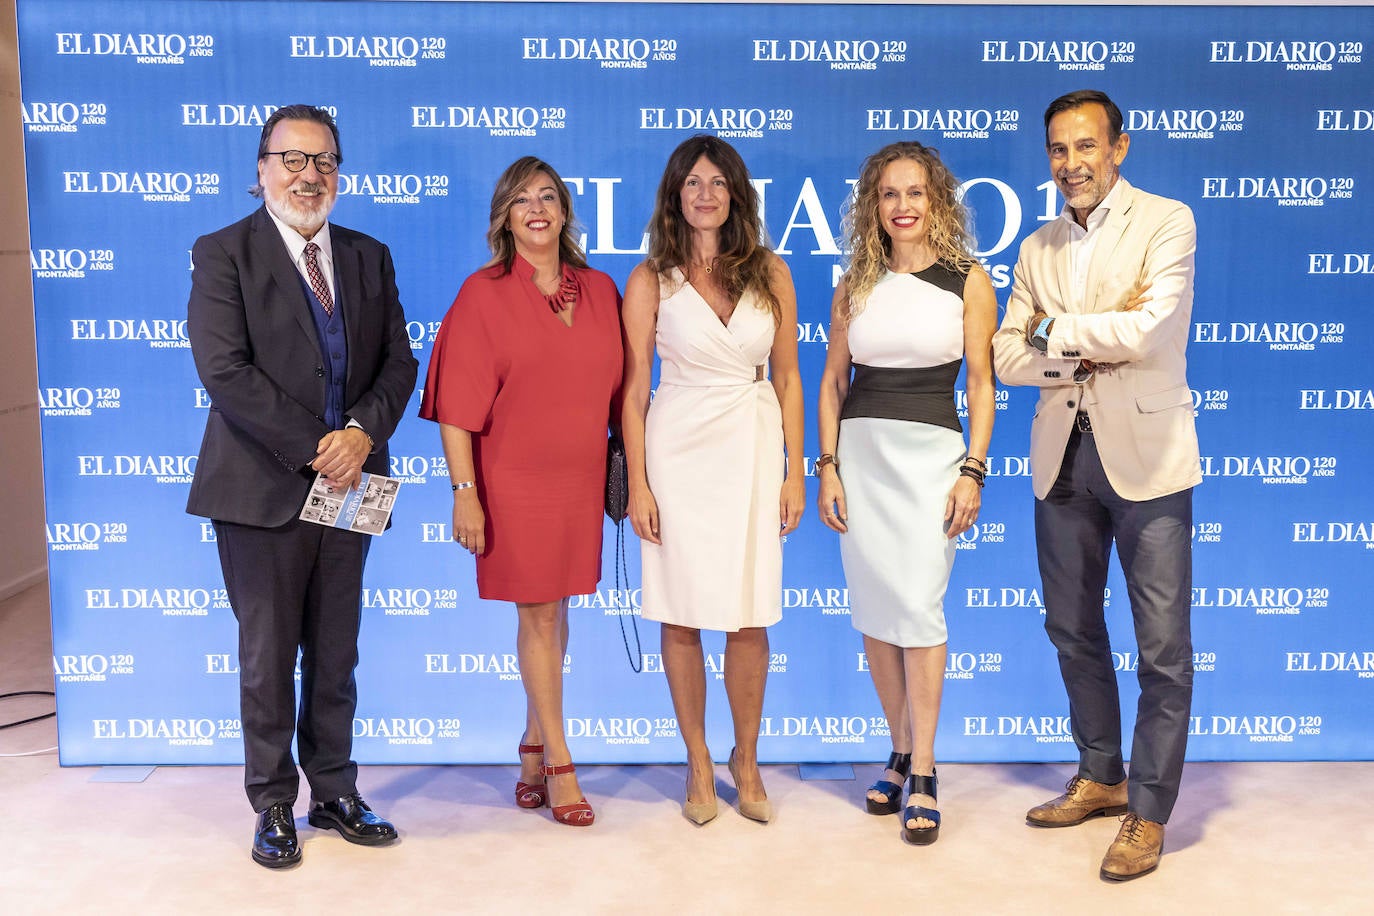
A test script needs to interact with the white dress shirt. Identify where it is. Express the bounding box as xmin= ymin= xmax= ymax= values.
xmin=1062 ymin=177 xmax=1126 ymax=310
xmin=265 ymin=207 xmax=336 ymax=304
